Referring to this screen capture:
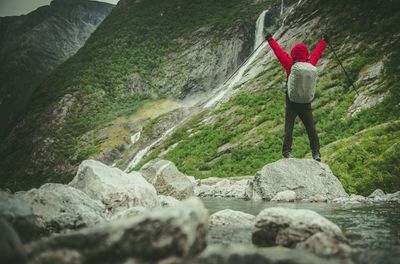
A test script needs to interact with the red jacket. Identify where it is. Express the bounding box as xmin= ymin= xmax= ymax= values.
xmin=267 ymin=37 xmax=327 ymax=76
